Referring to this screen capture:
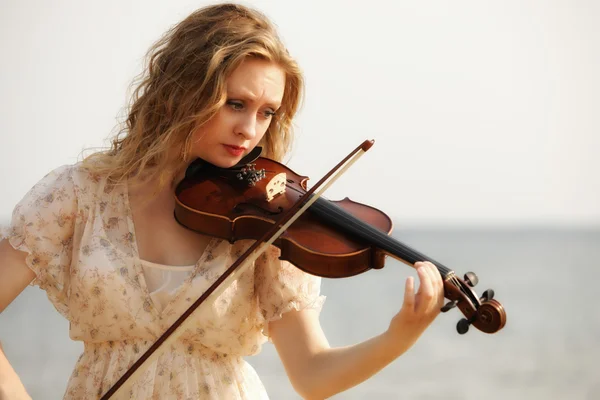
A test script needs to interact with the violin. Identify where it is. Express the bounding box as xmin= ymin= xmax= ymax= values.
xmin=101 ymin=140 xmax=506 ymax=399
xmin=174 ymin=144 xmax=506 ymax=335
